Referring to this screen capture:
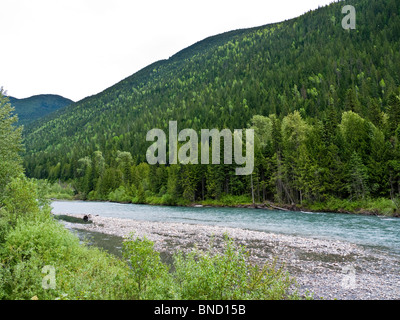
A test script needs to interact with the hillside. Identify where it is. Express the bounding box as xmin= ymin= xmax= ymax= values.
xmin=22 ymin=0 xmax=400 ymax=213
xmin=8 ymin=94 xmax=73 ymax=126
